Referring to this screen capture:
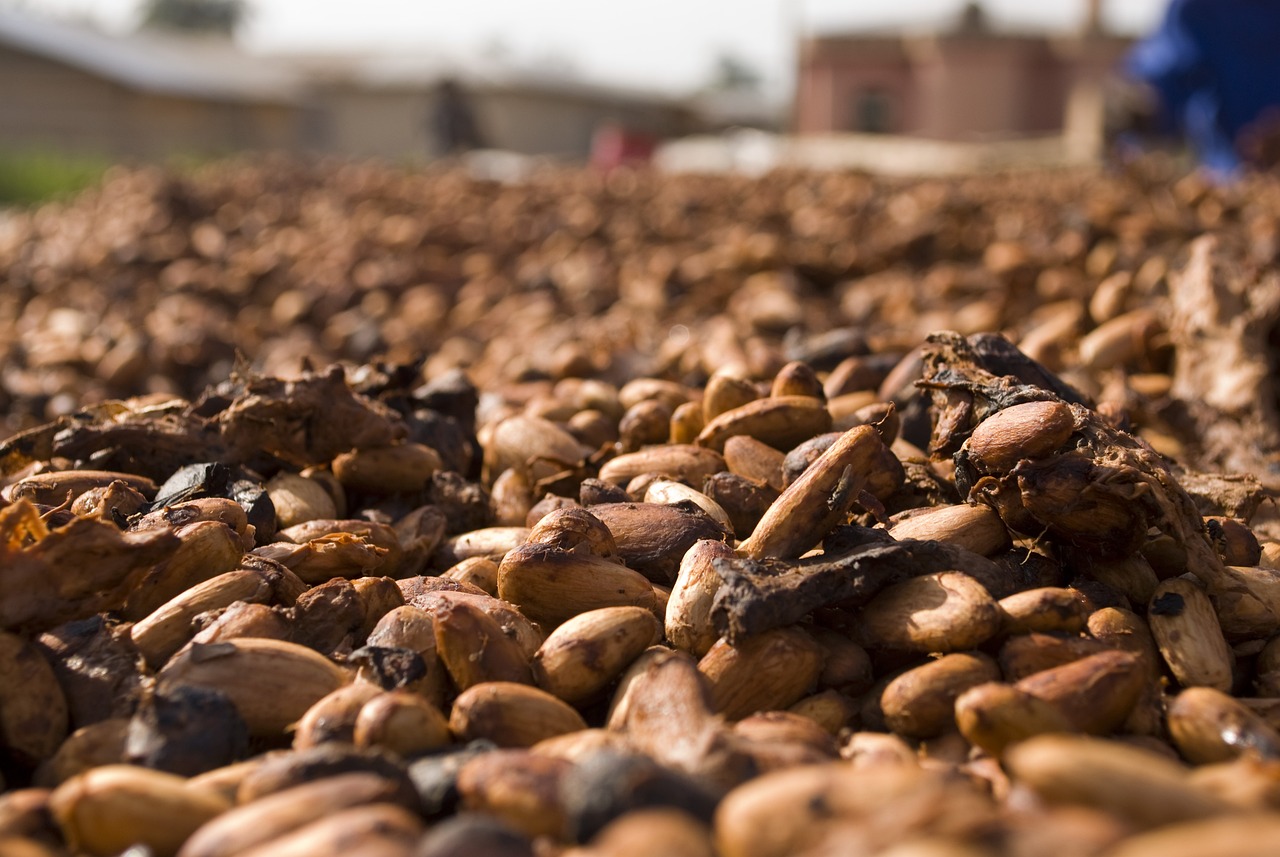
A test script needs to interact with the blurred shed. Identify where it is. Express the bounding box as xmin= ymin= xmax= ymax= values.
xmin=0 ymin=8 xmax=698 ymax=163
xmin=0 ymin=9 xmax=308 ymax=158
xmin=291 ymin=53 xmax=698 ymax=160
